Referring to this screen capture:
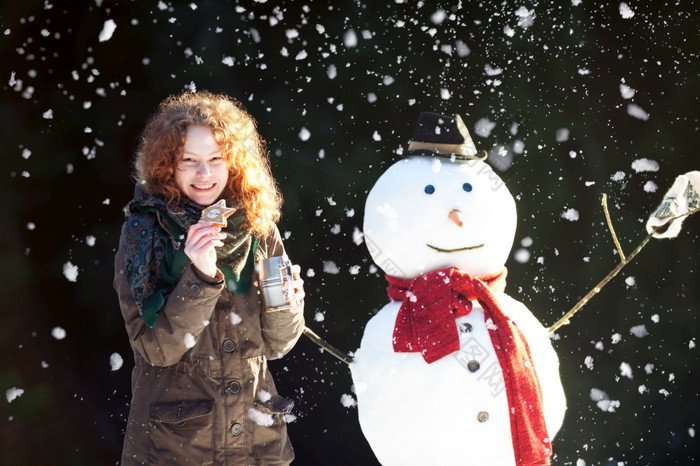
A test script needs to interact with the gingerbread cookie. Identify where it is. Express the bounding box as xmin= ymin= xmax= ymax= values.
xmin=200 ymin=199 xmax=237 ymax=227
